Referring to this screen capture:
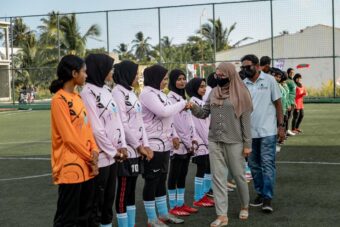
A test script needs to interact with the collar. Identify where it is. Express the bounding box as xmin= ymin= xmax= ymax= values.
xmin=168 ymin=91 xmax=183 ymax=100
xmin=244 ymin=71 xmax=266 ymax=84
